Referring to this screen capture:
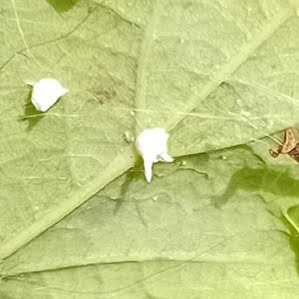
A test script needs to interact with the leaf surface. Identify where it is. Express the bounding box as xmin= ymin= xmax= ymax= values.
xmin=1 ymin=0 xmax=299 ymax=297
xmin=1 ymin=147 xmax=299 ymax=298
